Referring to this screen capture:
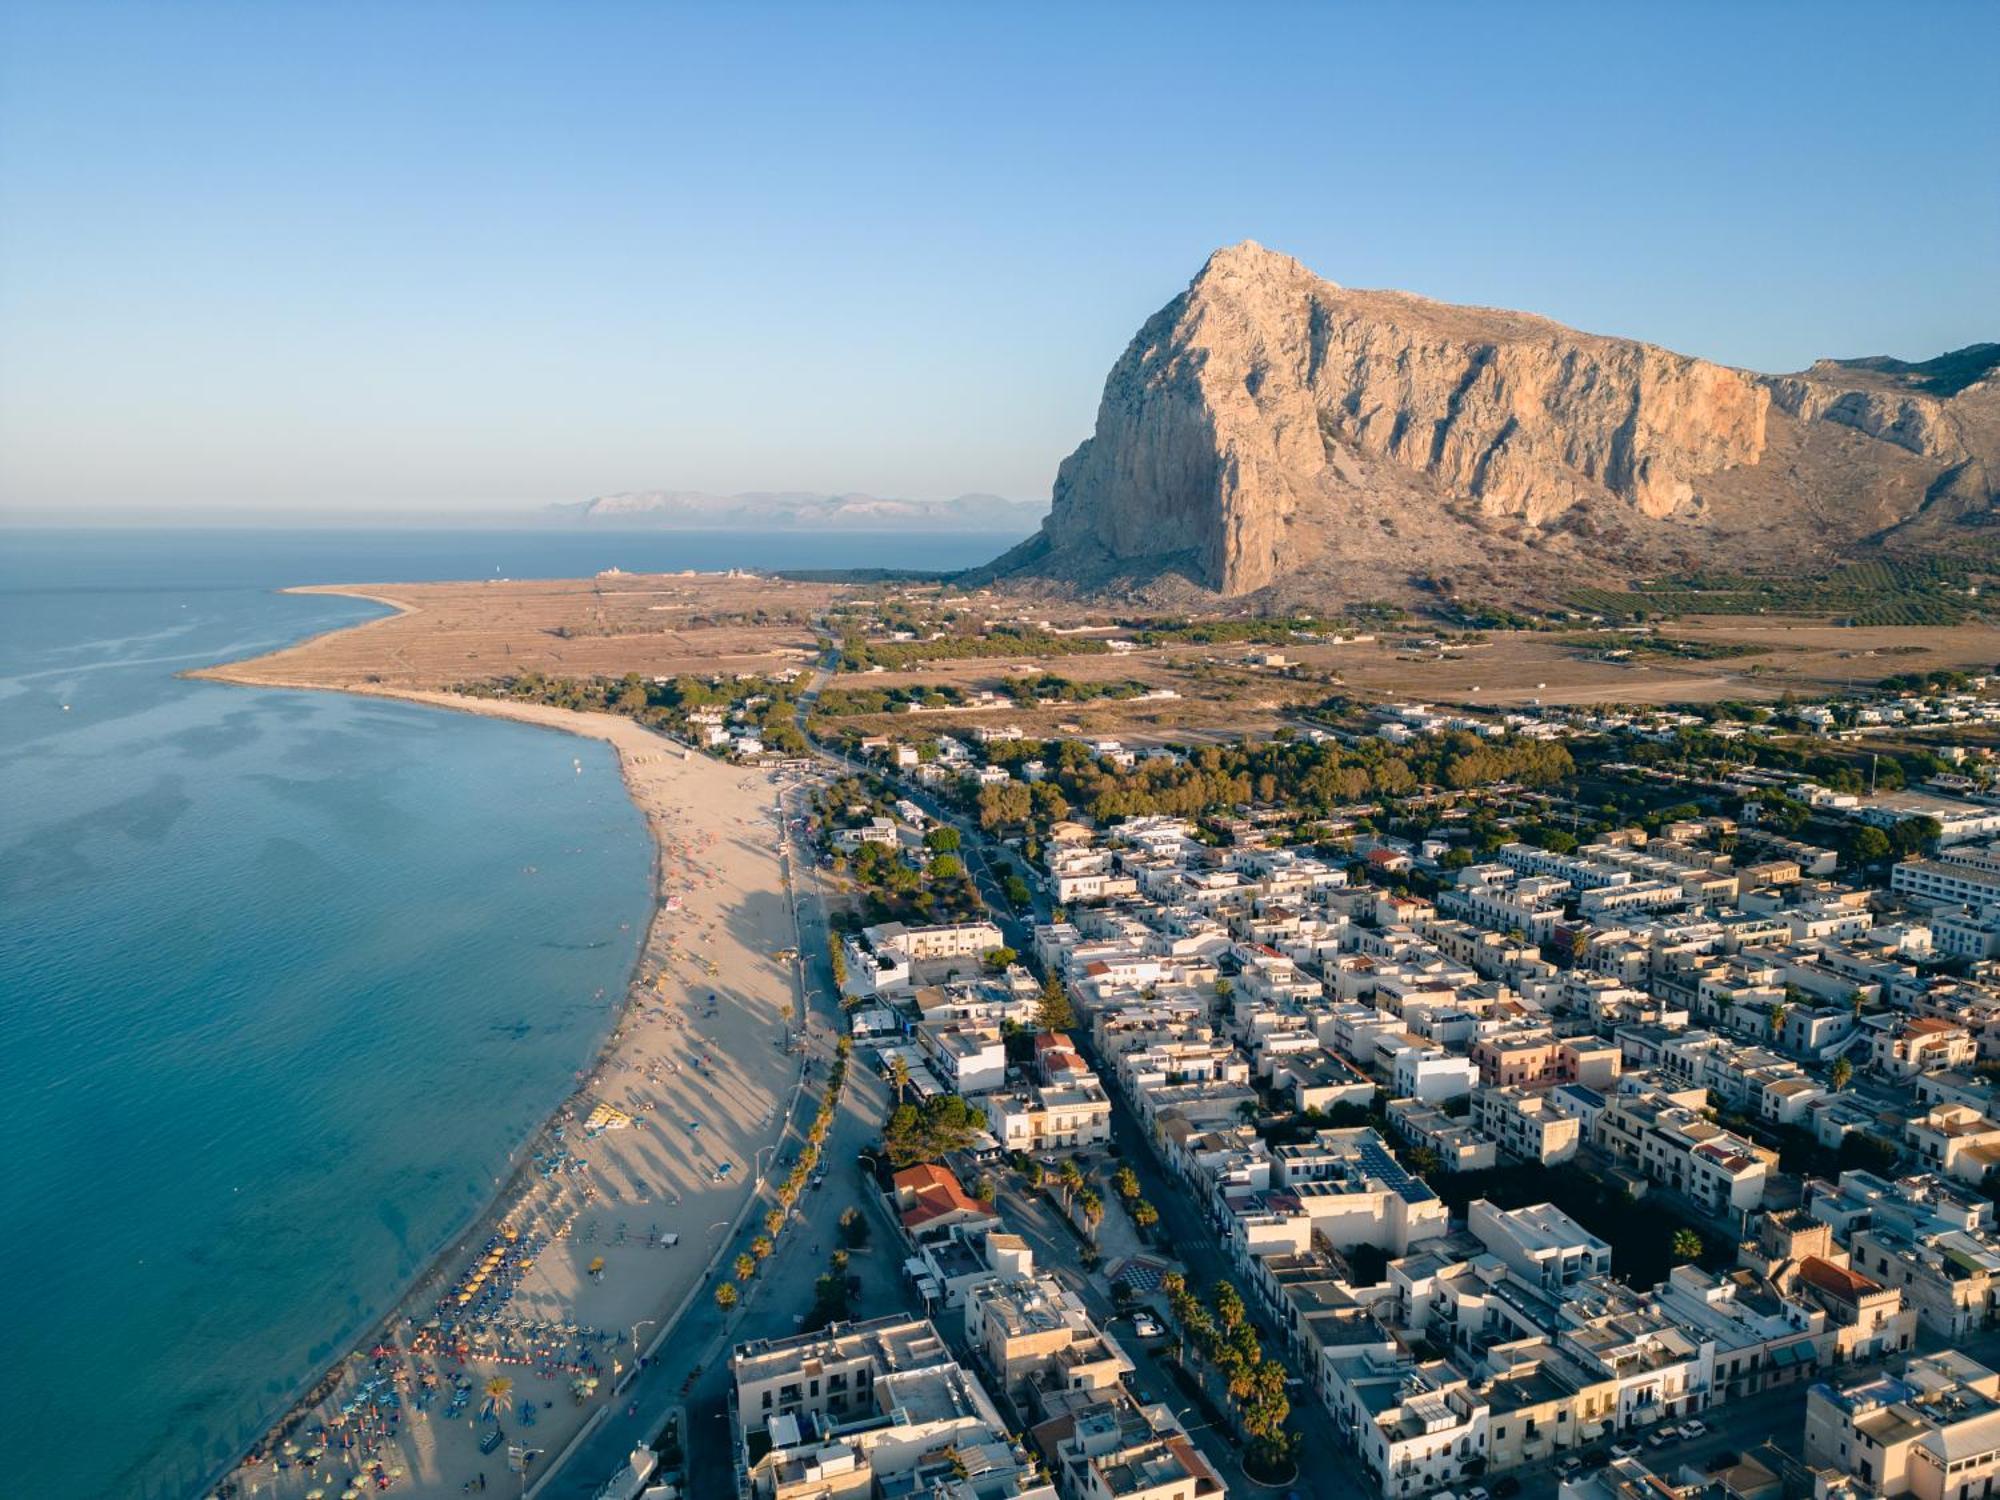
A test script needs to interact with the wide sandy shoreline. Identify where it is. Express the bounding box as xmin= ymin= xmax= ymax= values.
xmin=187 ymin=586 xmax=808 ymax=1500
